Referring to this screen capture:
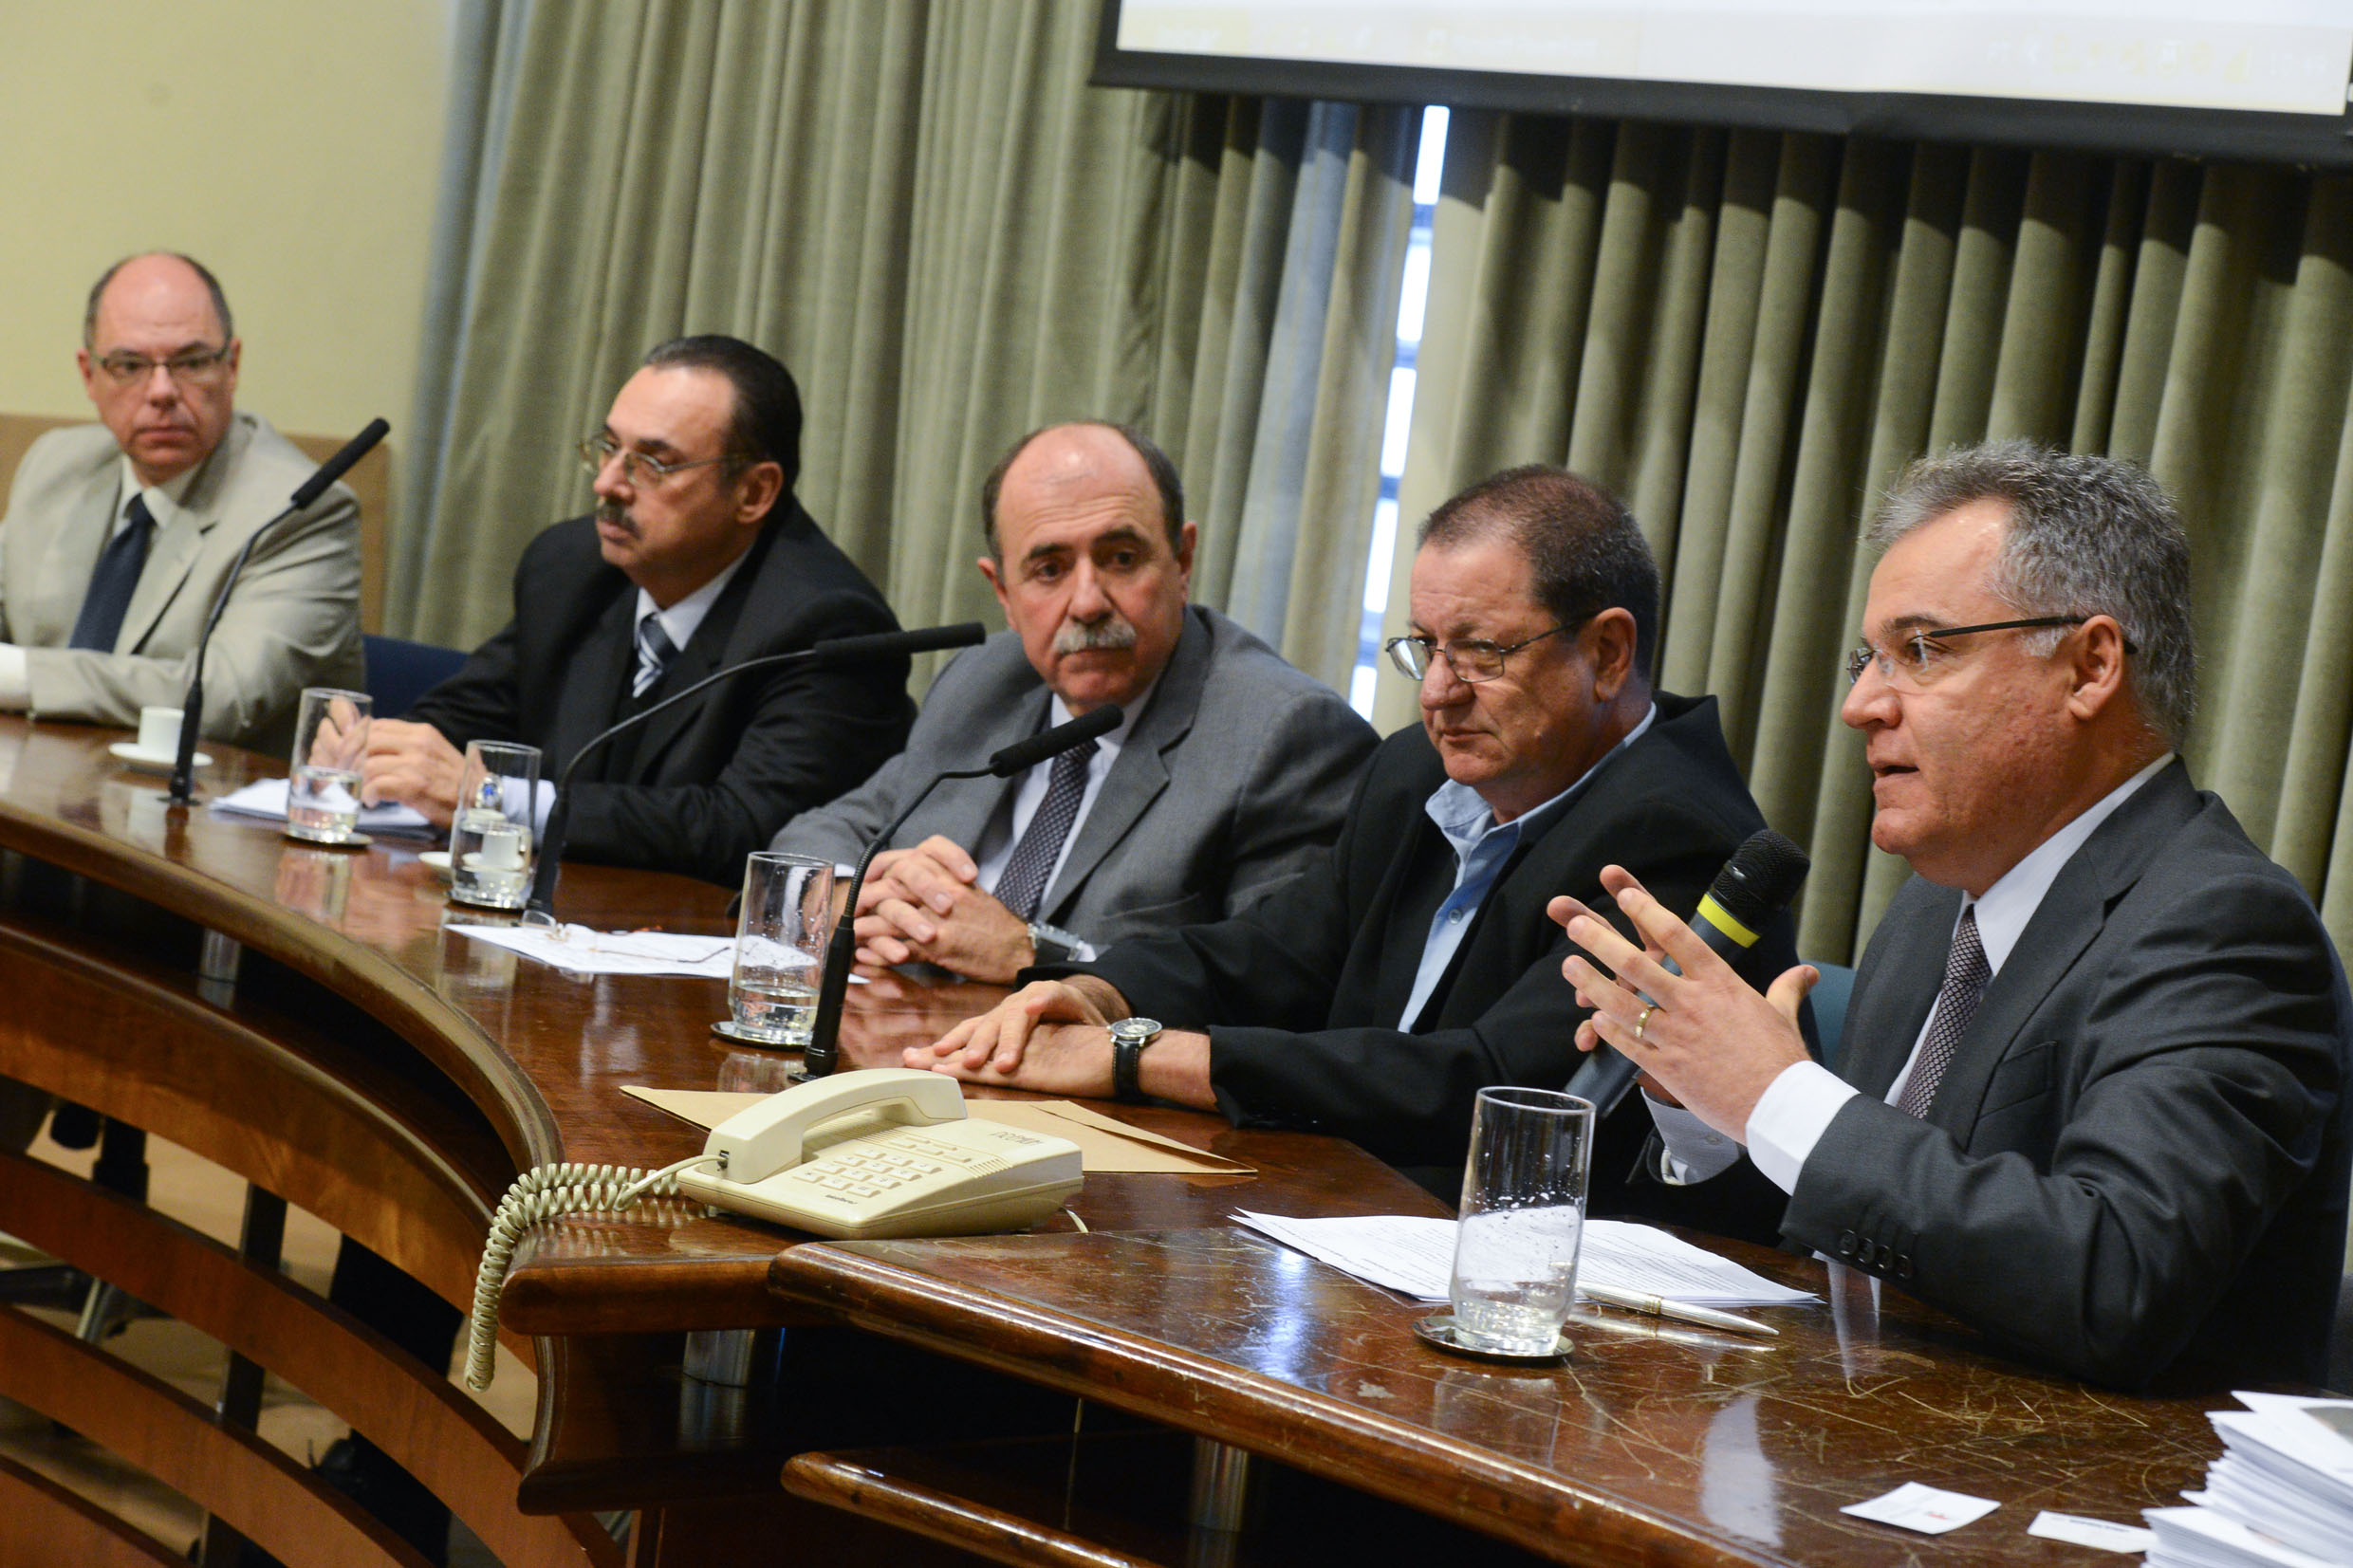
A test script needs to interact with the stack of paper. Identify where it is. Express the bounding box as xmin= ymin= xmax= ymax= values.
xmin=2145 ymin=1392 xmax=2353 ymax=1567
xmin=213 ymin=777 xmax=437 ymax=838
xmin=1229 ymin=1211 xmax=1817 ymax=1308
